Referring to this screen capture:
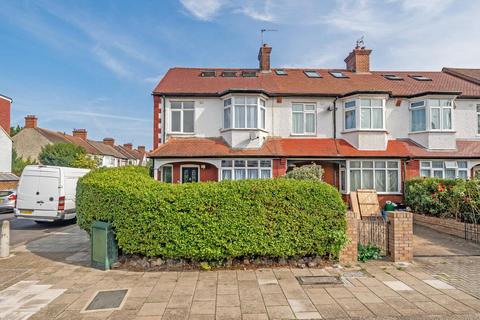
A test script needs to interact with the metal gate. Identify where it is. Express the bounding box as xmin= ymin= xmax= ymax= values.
xmin=358 ymin=217 xmax=390 ymax=255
